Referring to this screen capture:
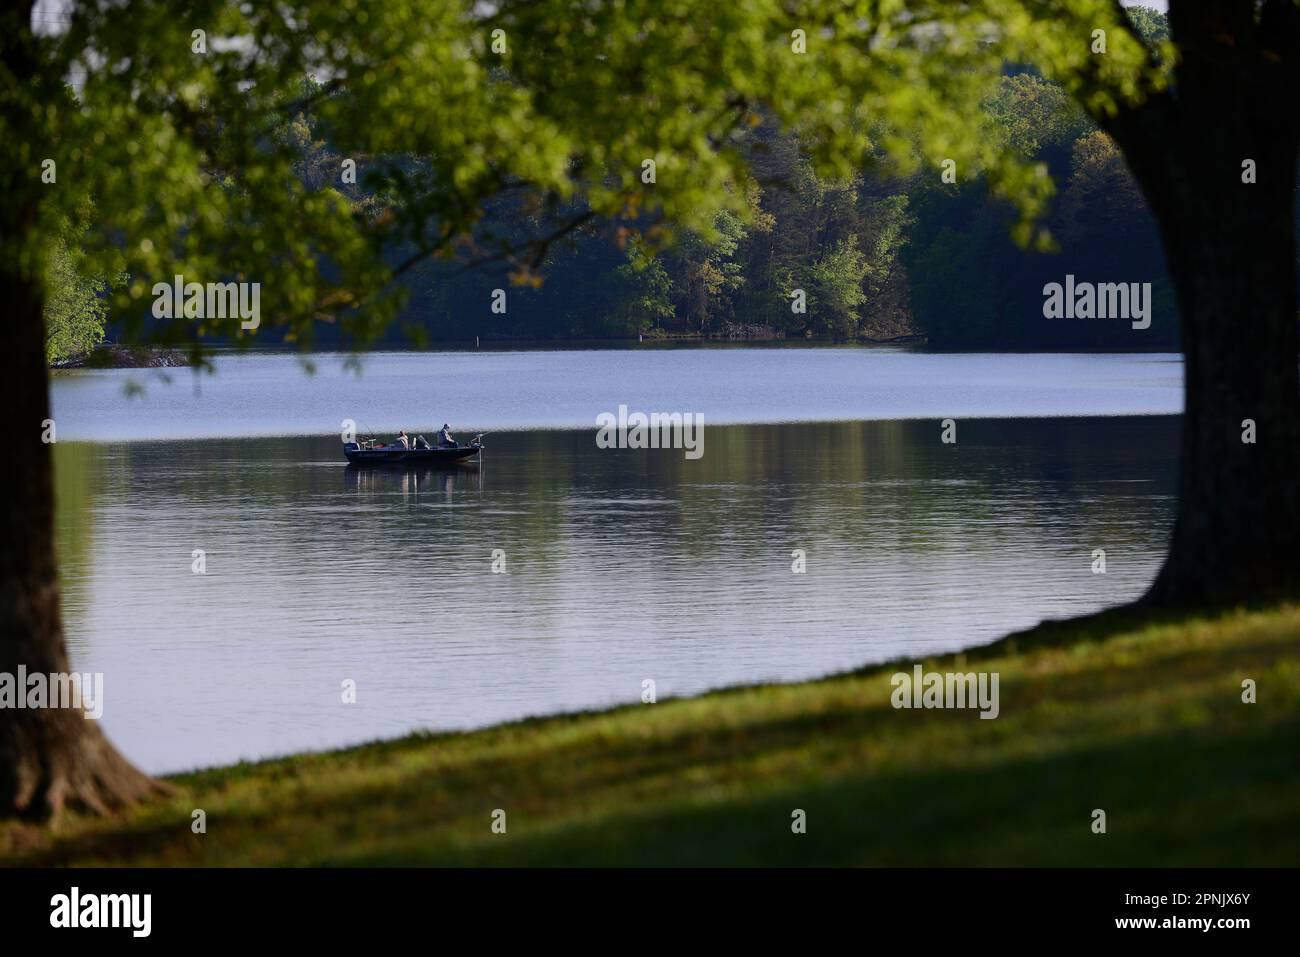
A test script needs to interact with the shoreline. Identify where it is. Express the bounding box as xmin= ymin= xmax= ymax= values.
xmin=50 ymin=345 xmax=190 ymax=370
xmin=4 ymin=601 xmax=1294 ymax=866
xmin=48 ymin=336 xmax=1196 ymax=370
